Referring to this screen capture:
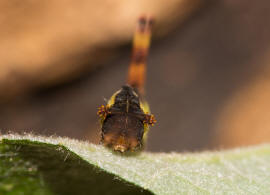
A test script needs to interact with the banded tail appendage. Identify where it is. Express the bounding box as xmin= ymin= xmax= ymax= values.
xmin=127 ymin=16 xmax=154 ymax=95
xmin=97 ymin=16 xmax=156 ymax=153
